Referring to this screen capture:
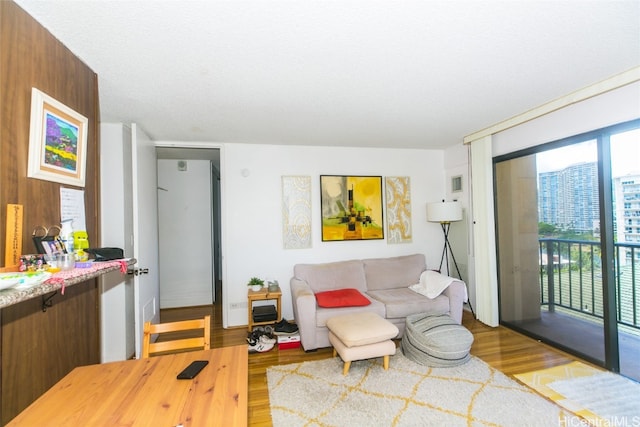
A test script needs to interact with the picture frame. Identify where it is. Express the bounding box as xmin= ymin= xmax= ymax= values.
xmin=40 ymin=239 xmax=66 ymax=256
xmin=385 ymin=176 xmax=412 ymax=244
xmin=281 ymin=175 xmax=312 ymax=249
xmin=320 ymin=175 xmax=384 ymax=241
xmin=28 ymin=88 xmax=88 ymax=187
xmin=31 ymin=225 xmax=65 ymax=255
